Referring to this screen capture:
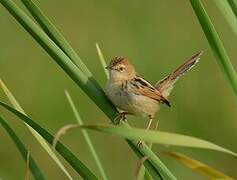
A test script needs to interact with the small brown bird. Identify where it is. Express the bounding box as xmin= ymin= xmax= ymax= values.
xmin=105 ymin=51 xmax=203 ymax=133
